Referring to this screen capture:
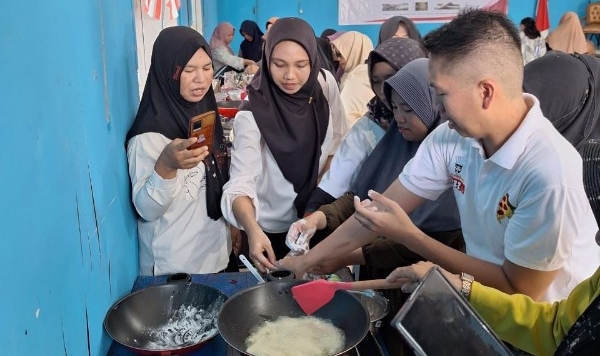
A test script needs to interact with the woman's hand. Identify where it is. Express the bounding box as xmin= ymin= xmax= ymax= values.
xmin=155 ymin=138 xmax=209 ymax=179
xmin=387 ymin=261 xmax=462 ymax=294
xmin=285 ymin=218 xmax=316 ymax=253
xmin=278 ymin=252 xmax=325 ymax=279
xmin=247 ymin=229 xmax=277 ymax=273
xmin=244 ymin=62 xmax=259 ymax=75
xmin=353 ymin=190 xmax=421 ymax=243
